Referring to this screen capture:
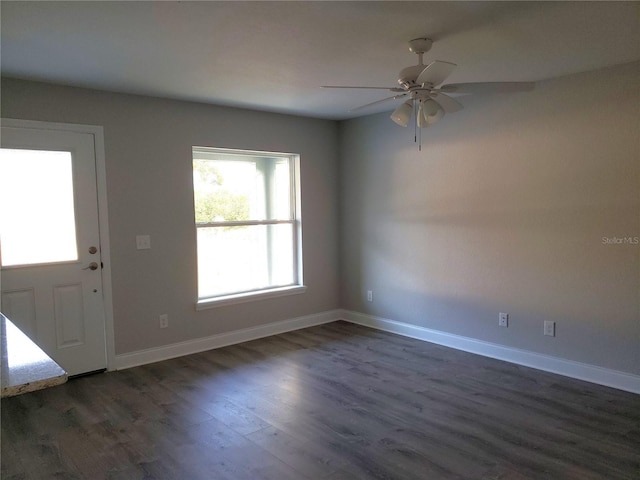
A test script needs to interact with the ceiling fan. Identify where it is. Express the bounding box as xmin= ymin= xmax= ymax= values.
xmin=322 ymin=38 xmax=535 ymax=141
